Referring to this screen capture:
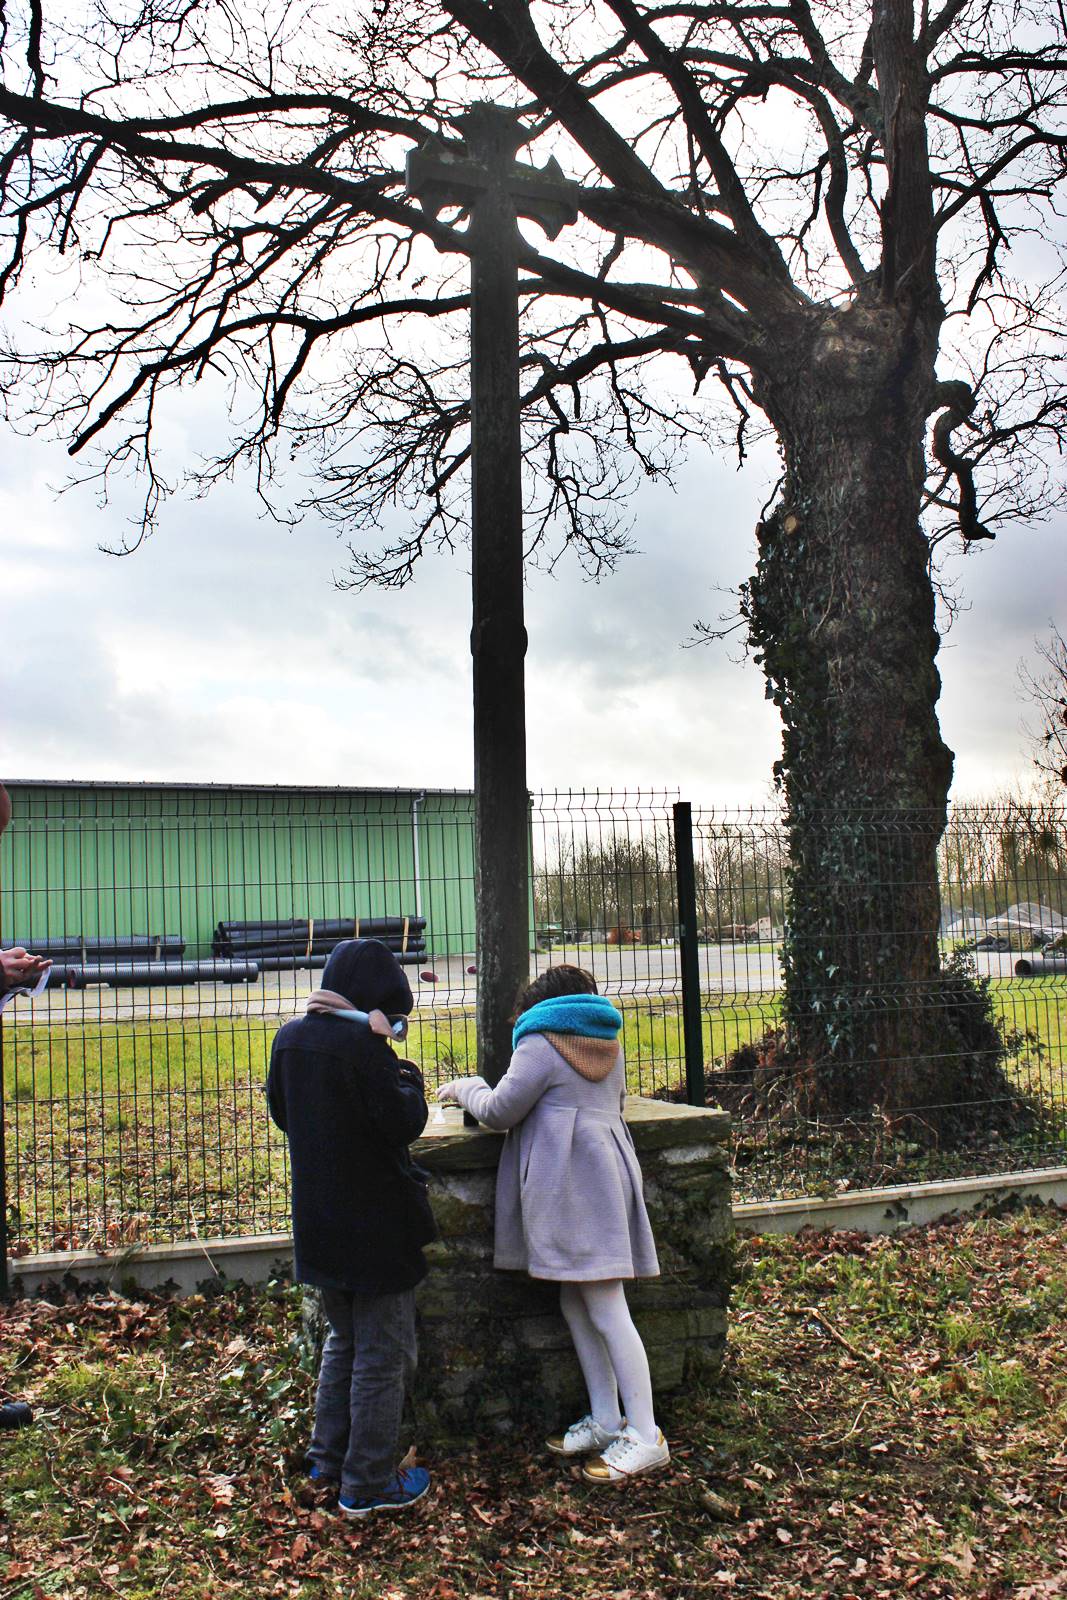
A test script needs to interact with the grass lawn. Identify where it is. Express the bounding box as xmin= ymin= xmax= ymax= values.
xmin=6 ymin=981 xmax=1061 ymax=1103
xmin=1 ymin=998 xmax=768 ymax=1254
xmin=1 ymin=999 xmax=778 ymax=1102
xmin=1 ymin=1205 xmax=1064 ymax=1598
xmin=3 ymin=981 xmax=1064 ymax=1252
xmin=2 ymin=999 xmax=704 ymax=1252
